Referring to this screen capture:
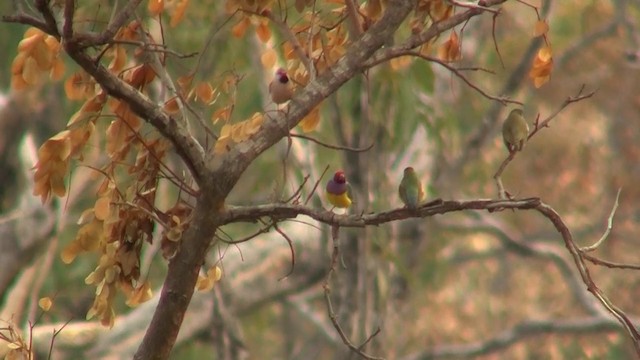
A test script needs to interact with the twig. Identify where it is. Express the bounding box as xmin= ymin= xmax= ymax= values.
xmin=274 ymin=223 xmax=296 ymax=280
xmin=284 ymin=174 xmax=310 ymax=204
xmin=528 ymin=85 xmax=597 ymax=139
xmin=304 ymin=164 xmax=329 ymax=206
xmin=109 ymin=39 xmax=199 ymax=58
xmin=581 ymin=253 xmax=640 ymax=271
xmin=323 ymin=224 xmax=383 ymax=360
xmin=290 ymin=133 xmax=374 ymax=152
xmin=580 ymin=188 xmax=621 ymax=252
xmin=368 ymin=50 xmax=521 ymax=106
